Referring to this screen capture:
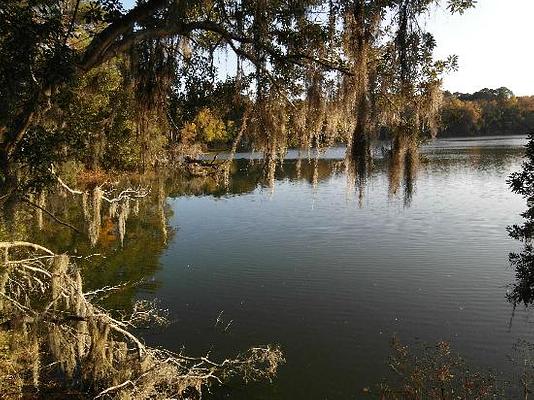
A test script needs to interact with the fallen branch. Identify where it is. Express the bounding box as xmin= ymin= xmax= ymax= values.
xmin=0 ymin=242 xmax=285 ymax=398
xmin=51 ymin=164 xmax=150 ymax=203
xmin=0 ymin=241 xmax=55 ymax=255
